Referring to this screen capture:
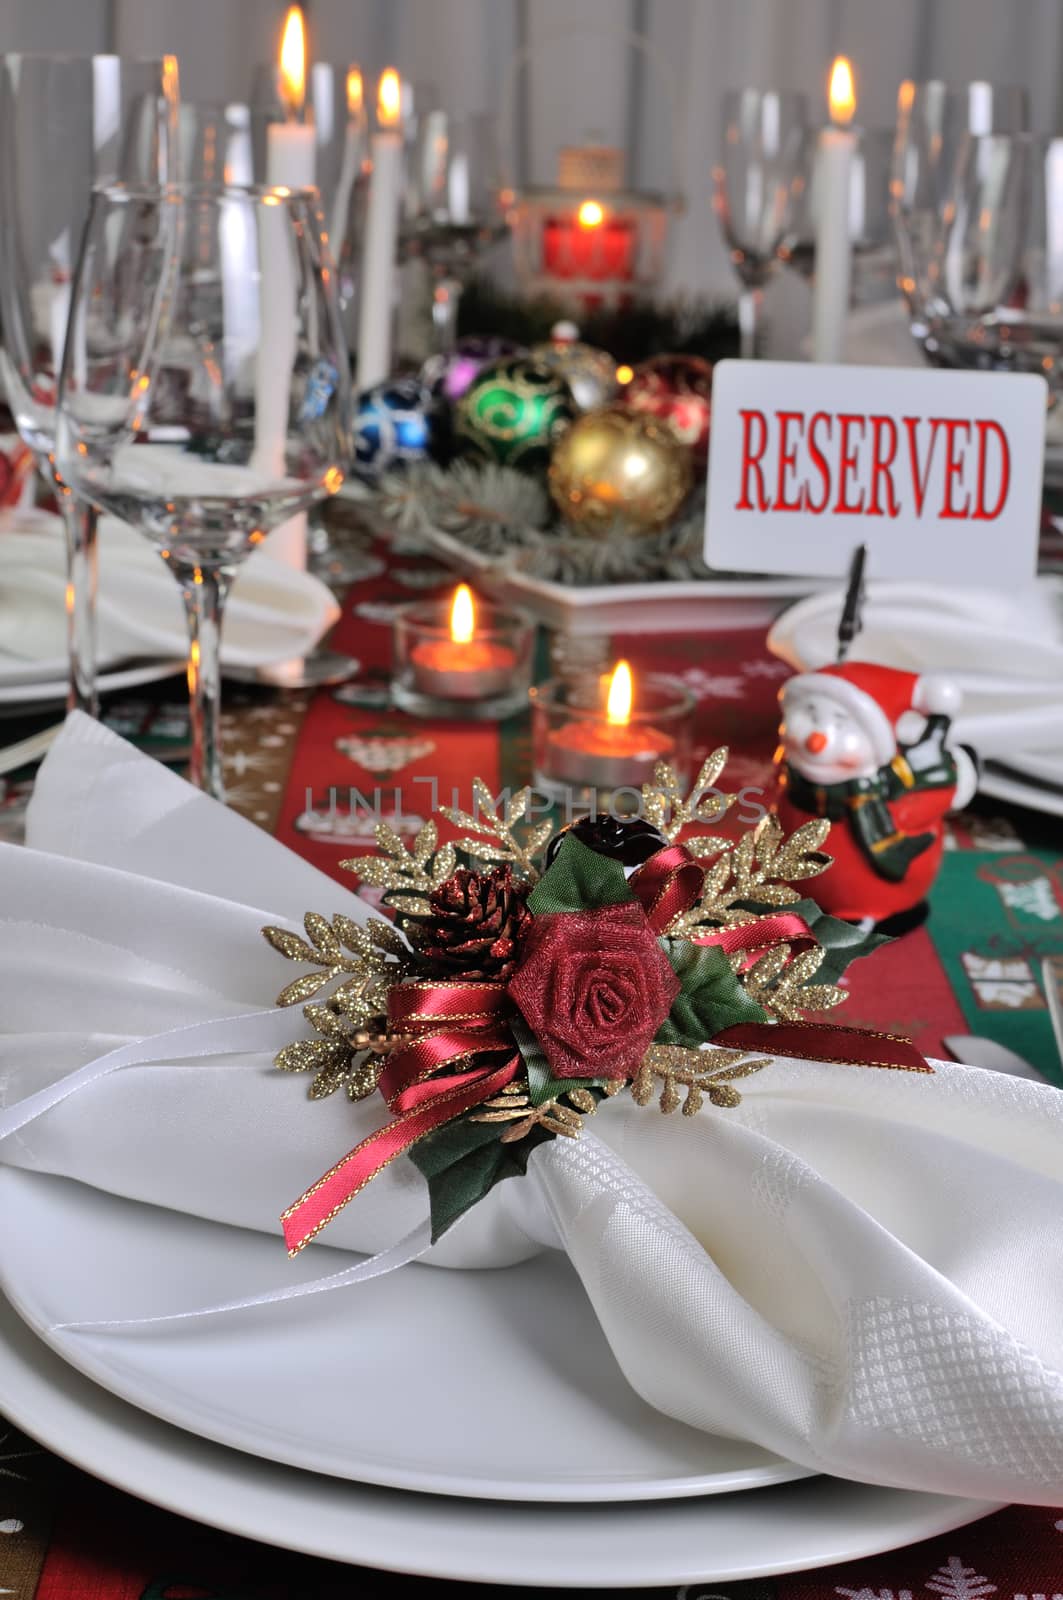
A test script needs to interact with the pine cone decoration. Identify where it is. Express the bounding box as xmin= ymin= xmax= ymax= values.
xmin=419 ymin=866 xmax=532 ymax=980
